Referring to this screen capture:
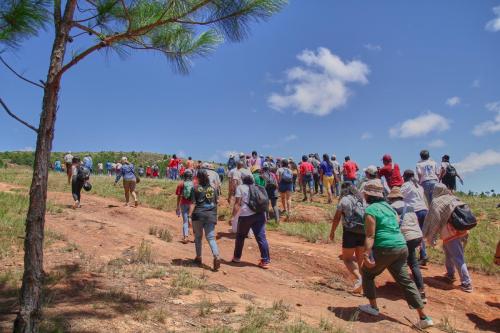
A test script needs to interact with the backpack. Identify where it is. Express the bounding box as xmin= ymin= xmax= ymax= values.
xmin=77 ymin=166 xmax=90 ymax=181
xmin=247 ymin=184 xmax=269 ymax=214
xmin=343 ymin=196 xmax=366 ymax=234
xmin=281 ymin=168 xmax=293 ymax=184
xmin=182 ymin=181 xmax=193 ymax=200
xmin=450 ymin=204 xmax=477 ymax=230
xmin=445 ymin=164 xmax=457 ymax=178
xmin=262 ymin=172 xmax=277 ymax=191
